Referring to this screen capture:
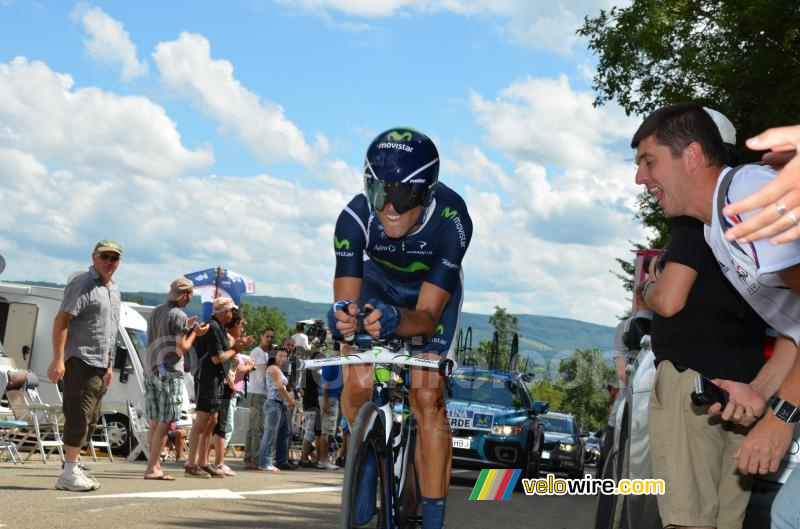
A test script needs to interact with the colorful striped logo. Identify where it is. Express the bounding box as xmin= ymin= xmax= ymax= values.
xmin=469 ymin=469 xmax=521 ymax=500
